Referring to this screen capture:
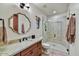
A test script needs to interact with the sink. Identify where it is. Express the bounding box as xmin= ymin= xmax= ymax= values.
xmin=27 ymin=39 xmax=34 ymax=41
